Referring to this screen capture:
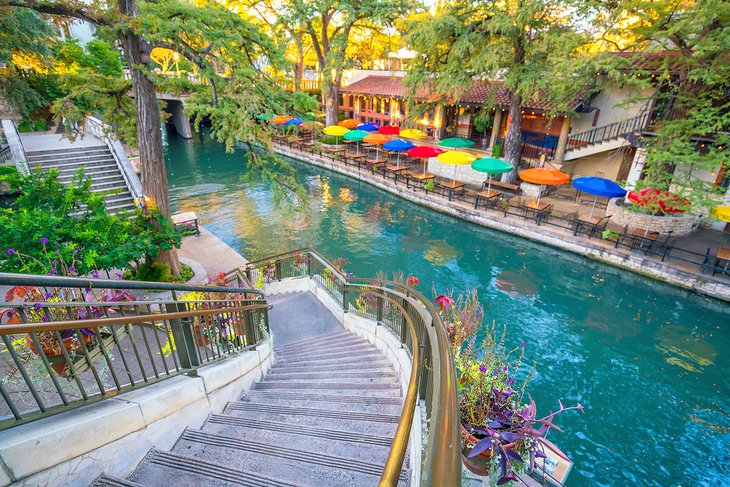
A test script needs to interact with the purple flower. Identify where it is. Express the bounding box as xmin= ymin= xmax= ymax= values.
xmin=73 ymin=249 xmax=78 ymax=255
xmin=520 ymin=341 xmax=525 ymax=348
xmin=51 ymin=260 xmax=58 ymax=265
xmin=7 ymin=248 xmax=15 ymax=255
xmin=55 ymin=250 xmax=60 ymax=255
xmin=69 ymin=266 xmax=77 ymax=272
xmin=34 ymin=303 xmax=43 ymax=311
xmin=479 ymin=364 xmax=487 ymax=373
xmin=40 ymin=237 xmax=48 ymax=245
xmin=506 ymin=377 xmax=515 ymax=385
xmin=48 ymin=268 xmax=57 ymax=275
xmin=41 ymin=315 xmax=49 ymax=322
xmin=44 ymin=292 xmax=53 ymax=299
xmin=92 ymin=272 xmax=100 ymax=279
